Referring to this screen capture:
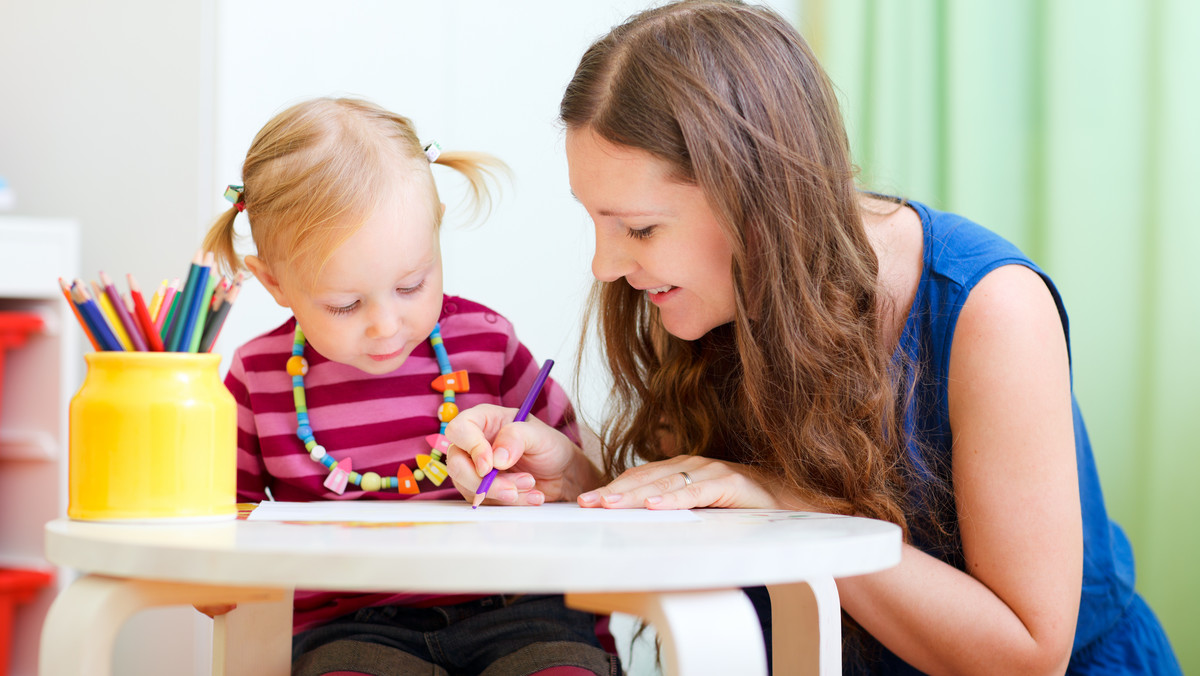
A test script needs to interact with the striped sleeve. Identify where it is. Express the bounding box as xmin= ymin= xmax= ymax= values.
xmin=225 ymin=346 xmax=269 ymax=502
